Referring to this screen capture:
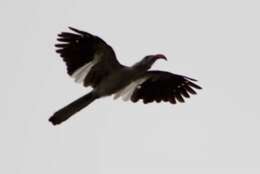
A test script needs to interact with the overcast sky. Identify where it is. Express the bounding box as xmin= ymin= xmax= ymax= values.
xmin=1 ymin=0 xmax=260 ymax=173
